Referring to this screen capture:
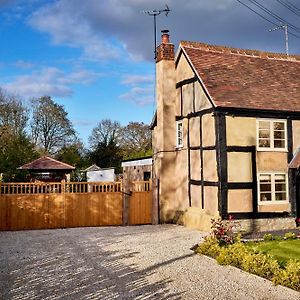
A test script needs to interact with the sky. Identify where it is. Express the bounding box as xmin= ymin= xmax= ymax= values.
xmin=0 ymin=0 xmax=299 ymax=146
